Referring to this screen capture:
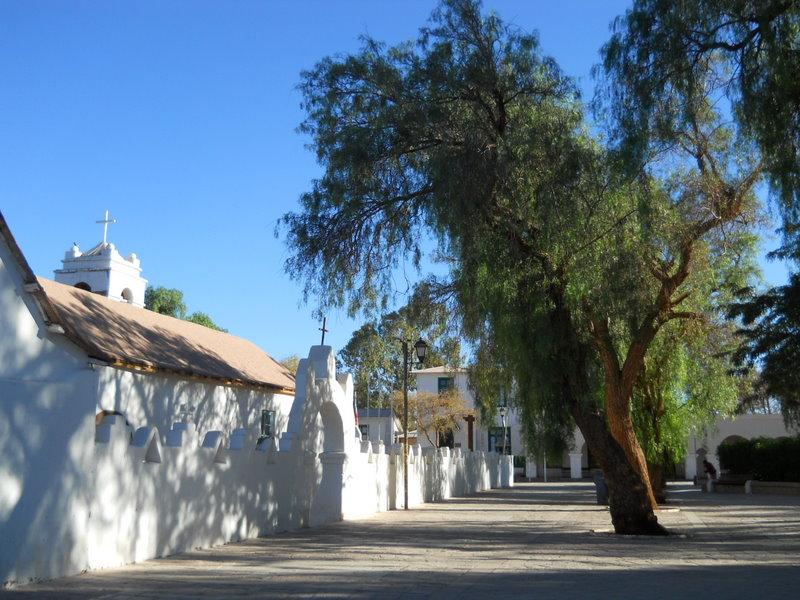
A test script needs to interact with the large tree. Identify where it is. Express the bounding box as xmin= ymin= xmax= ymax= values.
xmin=600 ymin=0 xmax=800 ymax=426
xmin=282 ymin=0 xmax=760 ymax=533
